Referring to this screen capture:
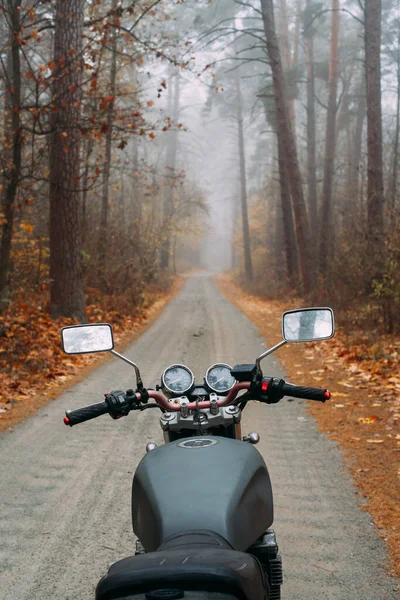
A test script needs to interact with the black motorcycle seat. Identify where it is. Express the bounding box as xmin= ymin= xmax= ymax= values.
xmin=158 ymin=530 xmax=233 ymax=551
xmin=96 ymin=531 xmax=268 ymax=600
